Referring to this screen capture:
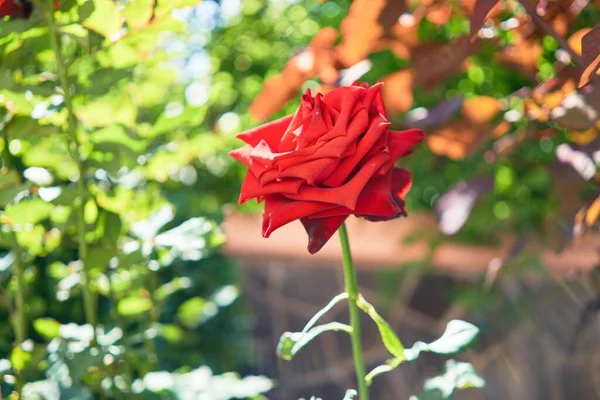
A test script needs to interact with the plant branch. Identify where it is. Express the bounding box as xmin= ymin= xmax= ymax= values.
xmin=339 ymin=223 xmax=369 ymax=400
